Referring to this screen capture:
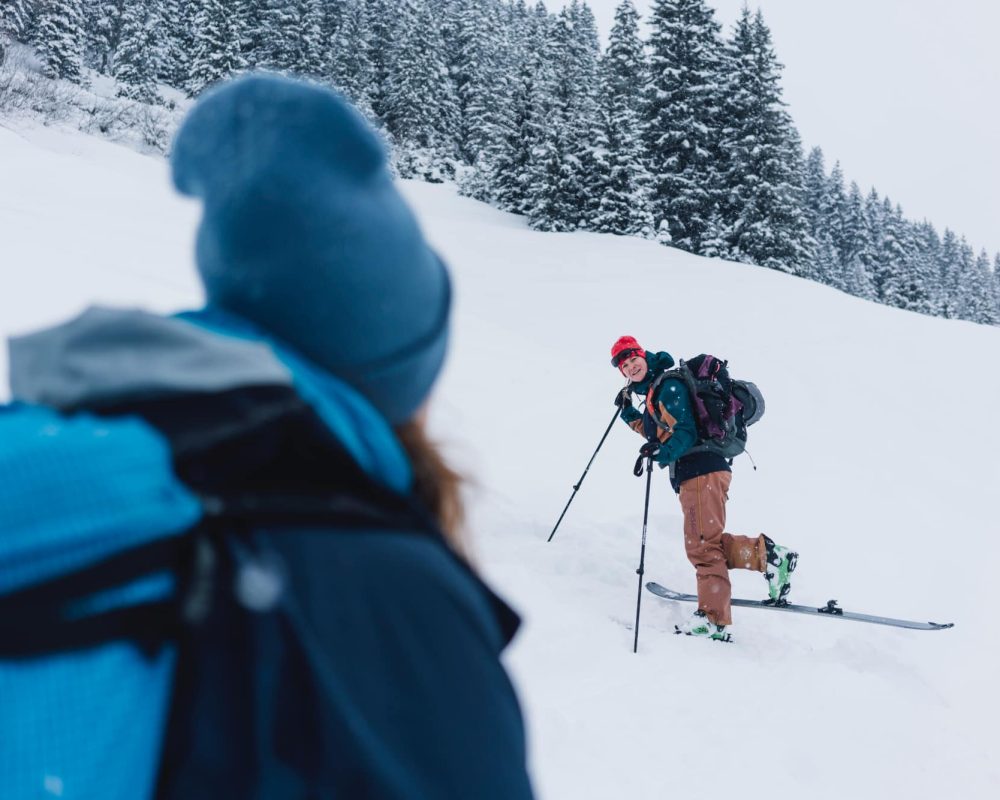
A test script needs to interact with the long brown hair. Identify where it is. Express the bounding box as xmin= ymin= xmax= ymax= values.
xmin=394 ymin=418 xmax=468 ymax=559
